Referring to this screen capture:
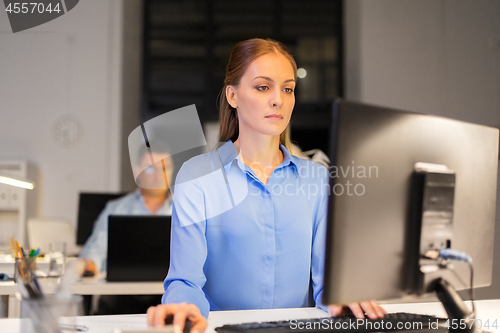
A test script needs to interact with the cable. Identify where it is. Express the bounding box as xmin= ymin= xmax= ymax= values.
xmin=468 ymin=262 xmax=475 ymax=316
xmin=425 ymin=249 xmax=476 ymax=316
xmin=438 ymin=249 xmax=475 ymax=315
xmin=438 ymin=249 xmax=472 ymax=263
